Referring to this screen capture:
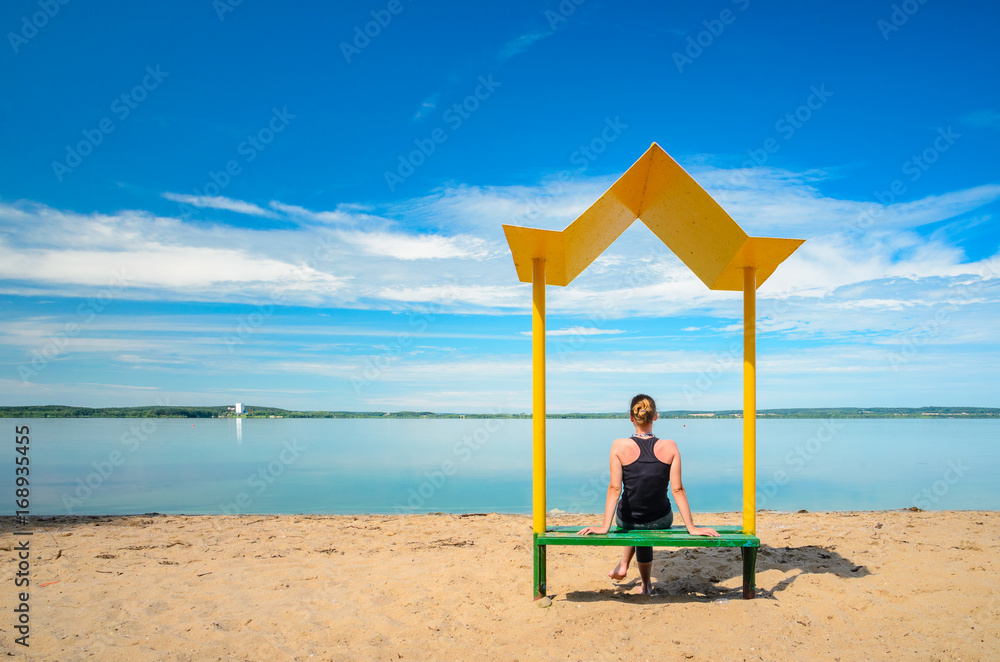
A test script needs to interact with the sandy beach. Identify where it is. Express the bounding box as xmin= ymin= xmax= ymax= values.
xmin=2 ymin=510 xmax=998 ymax=661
